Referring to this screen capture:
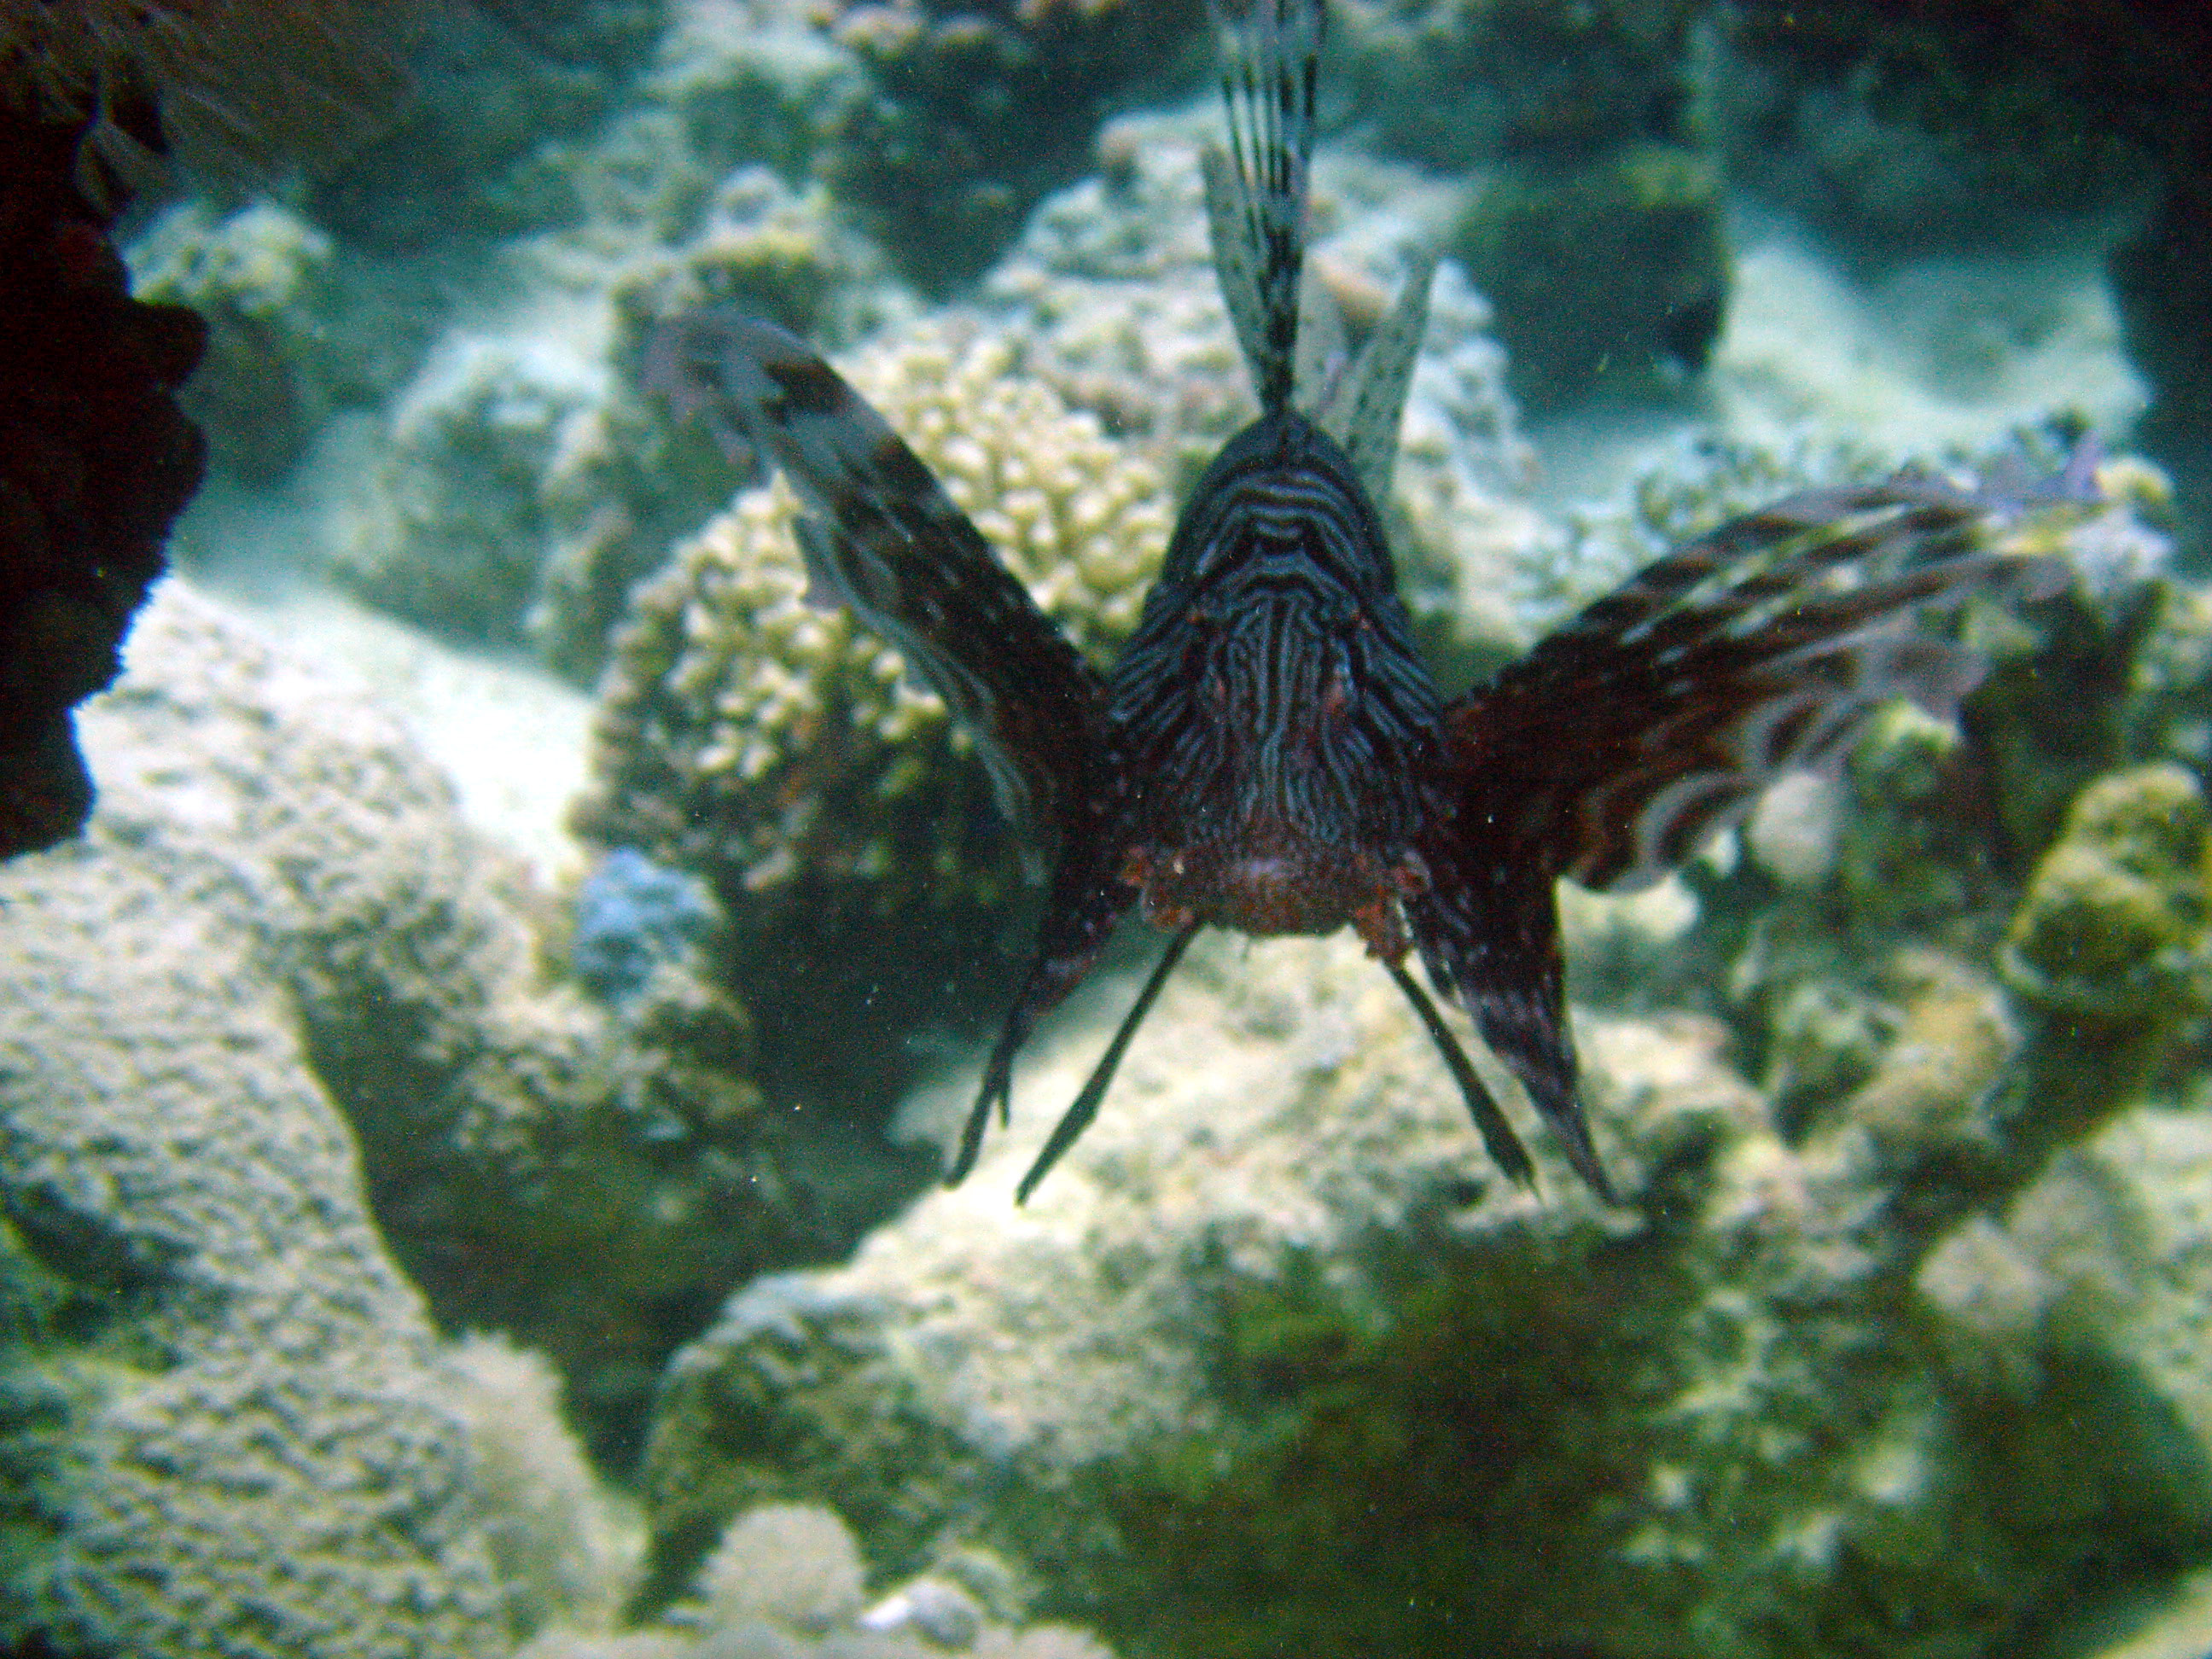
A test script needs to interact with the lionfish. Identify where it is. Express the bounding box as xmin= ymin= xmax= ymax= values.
xmin=648 ymin=0 xmax=2070 ymax=1204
